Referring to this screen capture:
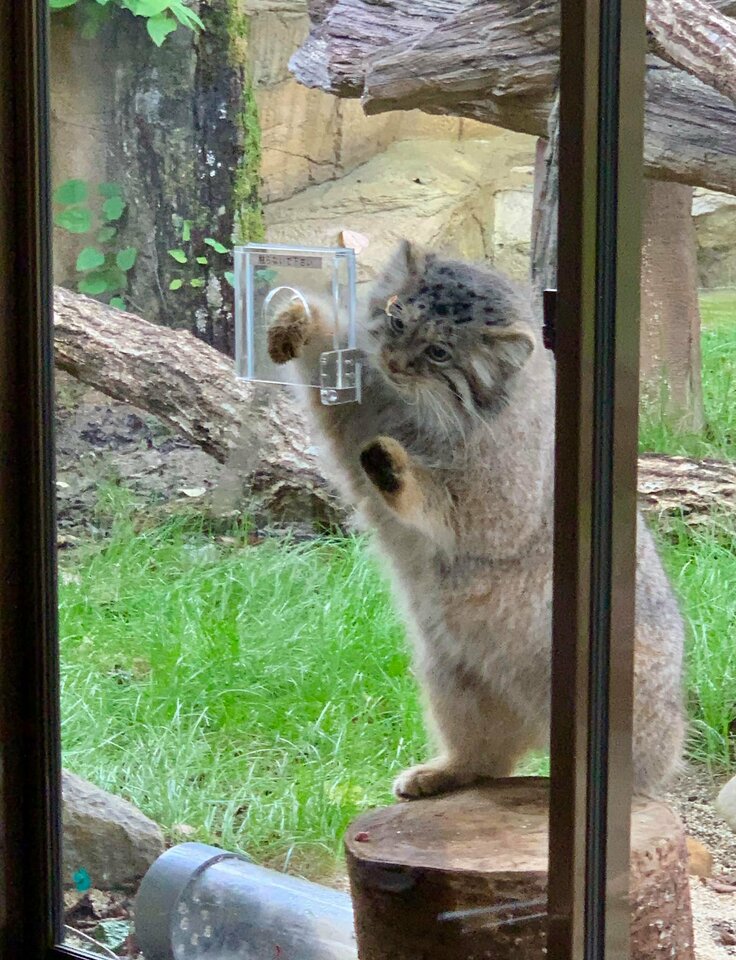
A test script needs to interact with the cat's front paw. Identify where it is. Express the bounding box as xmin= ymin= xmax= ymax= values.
xmin=393 ymin=760 xmax=472 ymax=801
xmin=360 ymin=436 xmax=409 ymax=495
xmin=267 ymin=302 xmax=313 ymax=364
